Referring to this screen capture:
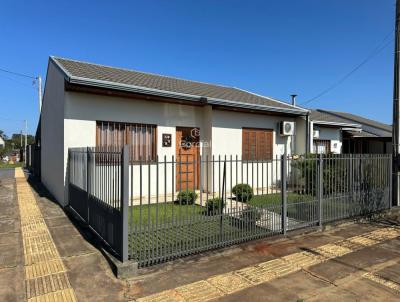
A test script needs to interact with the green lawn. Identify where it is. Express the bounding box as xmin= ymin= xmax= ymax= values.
xmin=128 ymin=202 xmax=267 ymax=266
xmin=248 ymin=193 xmax=314 ymax=207
xmin=129 ymin=203 xmax=205 ymax=225
xmin=0 ymin=162 xmax=24 ymax=169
